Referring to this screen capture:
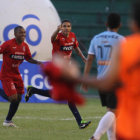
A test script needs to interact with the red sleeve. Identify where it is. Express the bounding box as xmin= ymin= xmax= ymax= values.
xmin=0 ymin=41 xmax=9 ymax=54
xmin=51 ymin=33 xmax=60 ymax=44
xmin=51 ymin=33 xmax=60 ymax=54
xmin=24 ymin=43 xmax=32 ymax=61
